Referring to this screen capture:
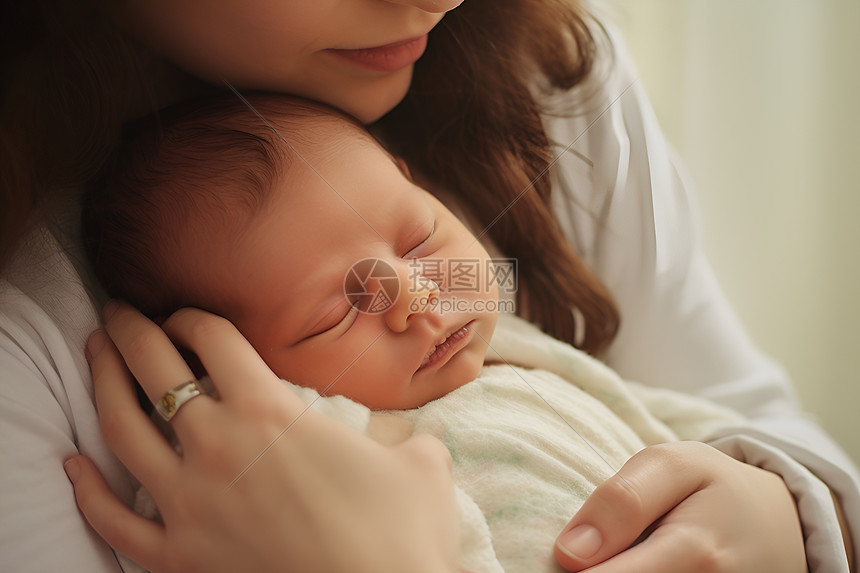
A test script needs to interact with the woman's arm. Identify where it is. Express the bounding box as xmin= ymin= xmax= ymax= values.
xmin=543 ymin=26 xmax=859 ymax=570
xmin=0 ymin=282 xmax=130 ymax=572
xmin=69 ymin=303 xmax=461 ymax=573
